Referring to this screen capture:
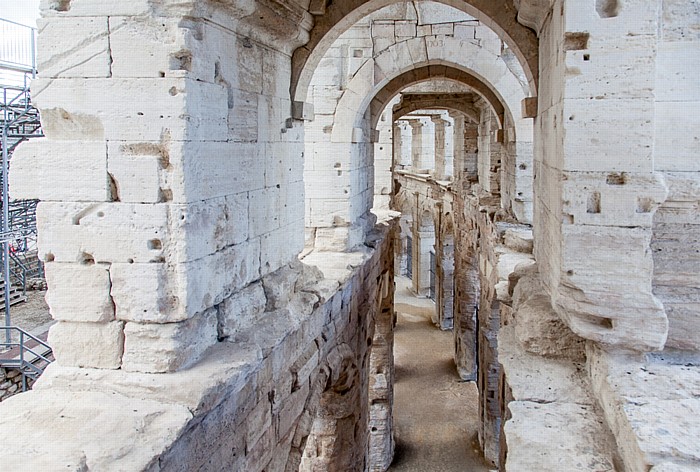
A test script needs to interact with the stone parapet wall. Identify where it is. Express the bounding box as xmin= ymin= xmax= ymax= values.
xmin=0 ymin=216 xmax=397 ymax=471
